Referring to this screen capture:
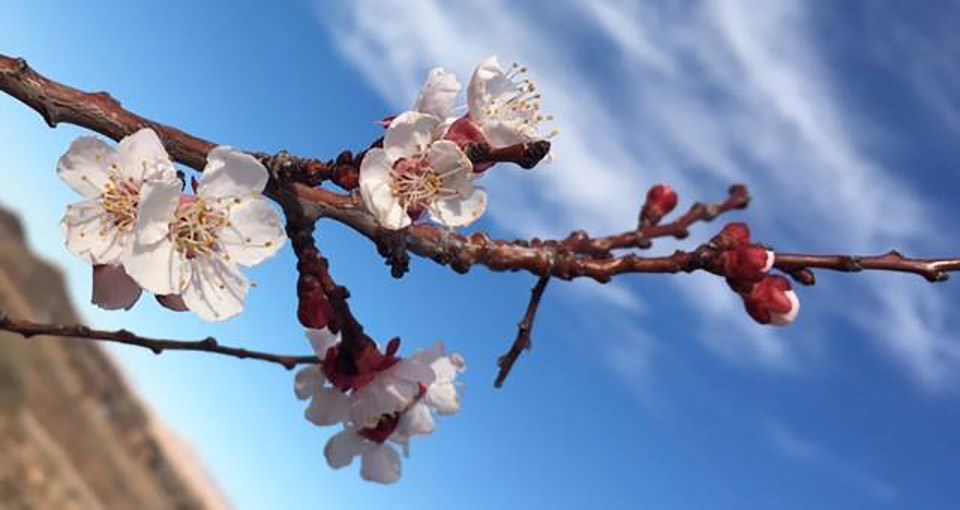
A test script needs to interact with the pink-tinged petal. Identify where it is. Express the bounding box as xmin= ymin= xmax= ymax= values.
xmin=324 ymin=429 xmax=366 ymax=469
xmin=305 ymin=328 xmax=340 ymax=358
xmin=155 ymin=294 xmax=189 ymax=312
xmin=430 ymin=186 xmax=487 ymax=227
xmin=383 ymin=111 xmax=439 ymax=162
xmin=294 ymin=365 xmax=324 ymax=400
xmin=199 ymin=146 xmax=269 ymax=198
xmin=124 ymin=237 xmax=186 ymax=295
xmin=219 ymin=198 xmax=286 ymax=266
xmin=117 ymin=128 xmax=177 ymax=183
xmin=359 ymin=148 xmax=409 ymax=230
xmin=360 ymin=443 xmax=401 ymax=484
xmin=91 ymin=264 xmax=142 ymax=311
xmin=390 ymin=358 xmax=436 ymax=385
xmin=57 ymin=136 xmax=117 ymax=198
xmin=135 ymin=180 xmax=180 ymax=245
xmin=770 ymin=290 xmax=800 ymax=326
xmin=180 ymin=257 xmax=249 ymax=322
xmin=415 ymin=67 xmax=462 ymax=120
xmin=60 ymin=199 xmax=127 ymax=264
xmin=443 ymin=117 xmax=488 ymax=148
xmin=305 ymin=386 xmax=350 ymax=426
xmin=397 ymin=403 xmax=435 ymax=437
